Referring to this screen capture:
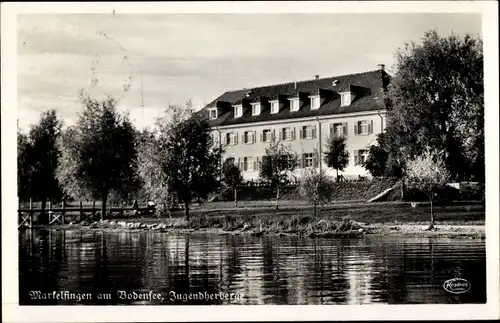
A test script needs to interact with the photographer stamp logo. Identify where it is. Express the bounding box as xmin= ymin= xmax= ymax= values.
xmin=443 ymin=278 xmax=471 ymax=294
